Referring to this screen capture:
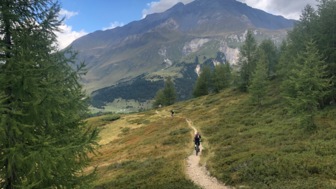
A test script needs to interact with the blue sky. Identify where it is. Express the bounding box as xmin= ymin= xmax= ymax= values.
xmin=58 ymin=0 xmax=154 ymax=32
xmin=56 ymin=0 xmax=318 ymax=49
